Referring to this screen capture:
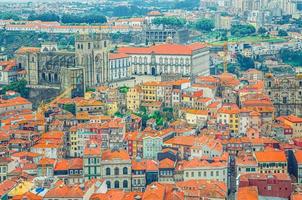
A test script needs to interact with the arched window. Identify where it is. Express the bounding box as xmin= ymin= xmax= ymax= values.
xmin=54 ymin=73 xmax=58 ymax=82
xmin=123 ymin=167 xmax=128 ymax=175
xmin=106 ymin=167 xmax=111 ymax=176
xmin=106 ymin=181 xmax=111 ymax=189
xmin=42 ymin=73 xmax=46 ymax=80
xmin=48 ymin=74 xmax=52 ymax=82
xmin=114 ymin=167 xmax=119 ymax=175
xmin=159 ymin=57 xmax=163 ymax=64
xmin=123 ymin=180 xmax=128 ymax=188
xmin=114 ymin=180 xmax=119 ymax=188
